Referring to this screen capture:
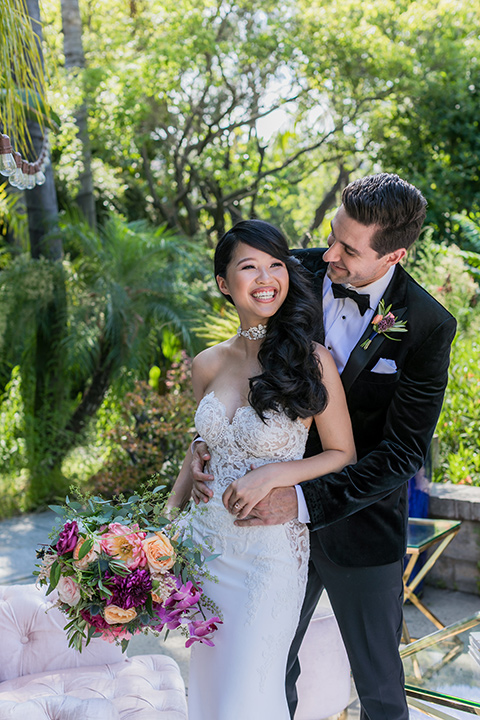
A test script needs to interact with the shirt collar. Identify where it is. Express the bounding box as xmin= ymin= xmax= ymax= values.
xmin=324 ymin=265 xmax=396 ymax=311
